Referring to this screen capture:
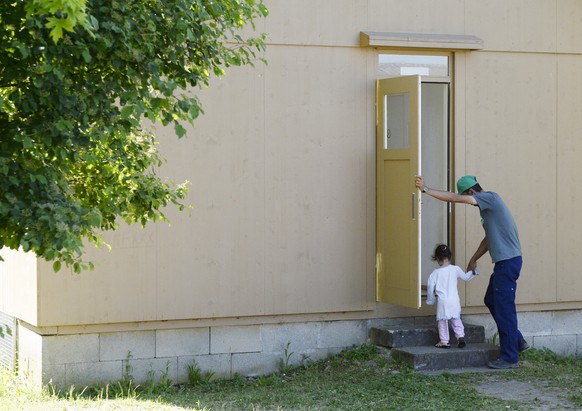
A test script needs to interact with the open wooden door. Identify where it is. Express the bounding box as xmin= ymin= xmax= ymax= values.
xmin=375 ymin=75 xmax=422 ymax=308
